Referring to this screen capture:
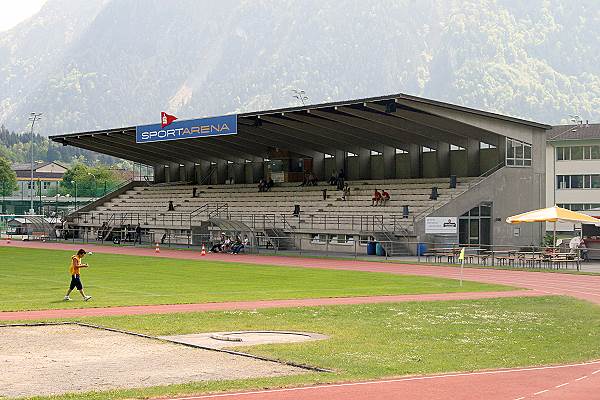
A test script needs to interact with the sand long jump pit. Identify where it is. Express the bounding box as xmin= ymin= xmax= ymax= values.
xmin=0 ymin=323 xmax=311 ymax=398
